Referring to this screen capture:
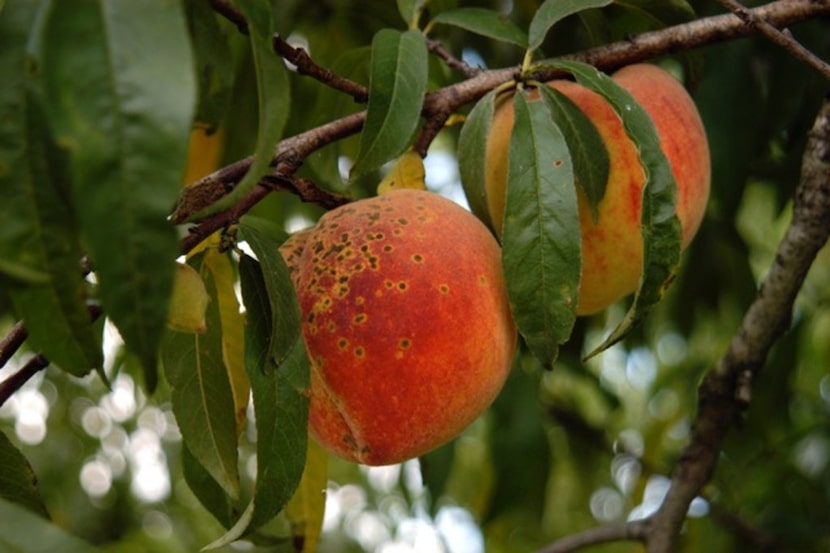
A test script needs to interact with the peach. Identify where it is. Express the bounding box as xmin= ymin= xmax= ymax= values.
xmin=485 ymin=63 xmax=710 ymax=314
xmin=284 ymin=189 xmax=517 ymax=465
